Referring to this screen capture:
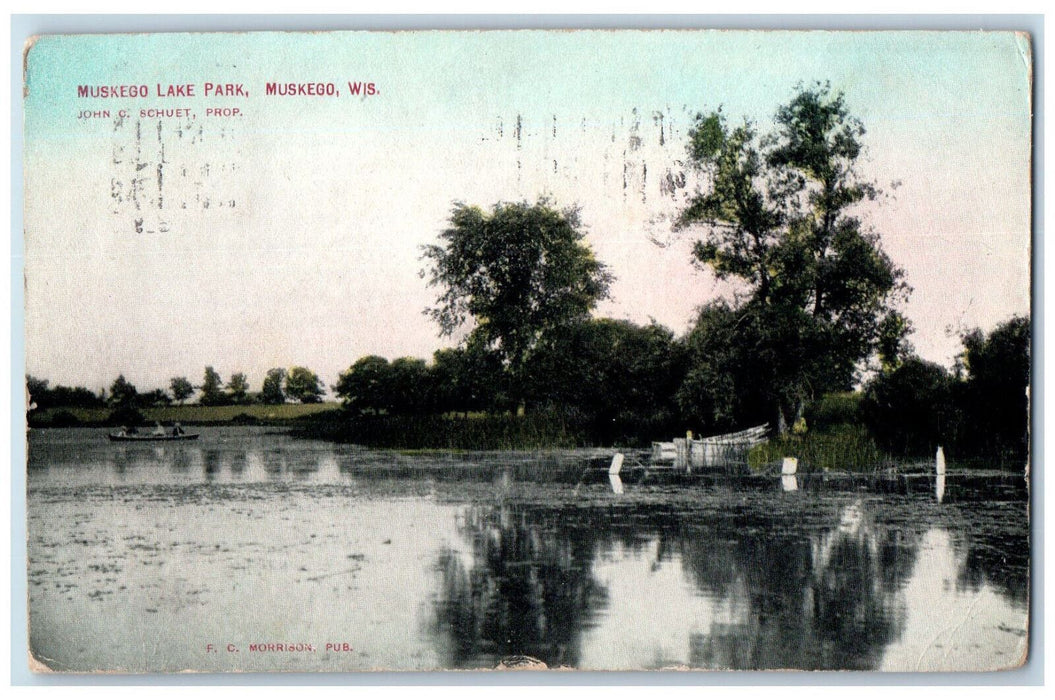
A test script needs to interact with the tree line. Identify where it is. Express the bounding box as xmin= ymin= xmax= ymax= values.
xmin=331 ymin=319 xmax=682 ymax=444
xmin=26 ymin=83 xmax=1031 ymax=460
xmin=326 ymin=312 xmax=1028 ymax=458
xmin=27 ymin=365 xmax=327 ymax=416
